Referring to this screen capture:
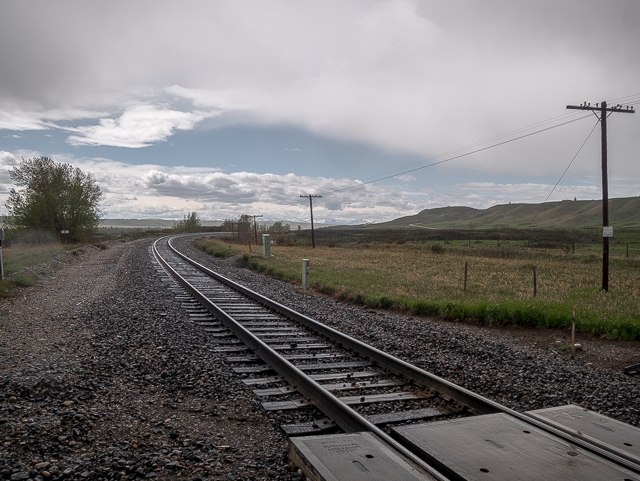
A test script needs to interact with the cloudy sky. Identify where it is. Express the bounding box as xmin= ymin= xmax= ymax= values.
xmin=1 ymin=1 xmax=639 ymax=224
